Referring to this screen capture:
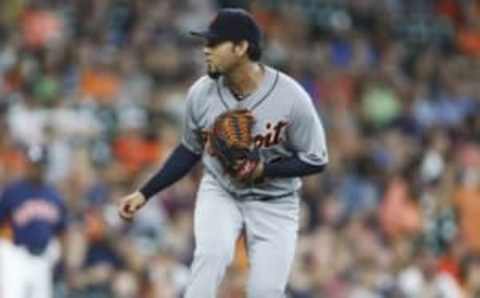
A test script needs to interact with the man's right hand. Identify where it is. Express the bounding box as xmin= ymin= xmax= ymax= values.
xmin=118 ymin=191 xmax=147 ymax=221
